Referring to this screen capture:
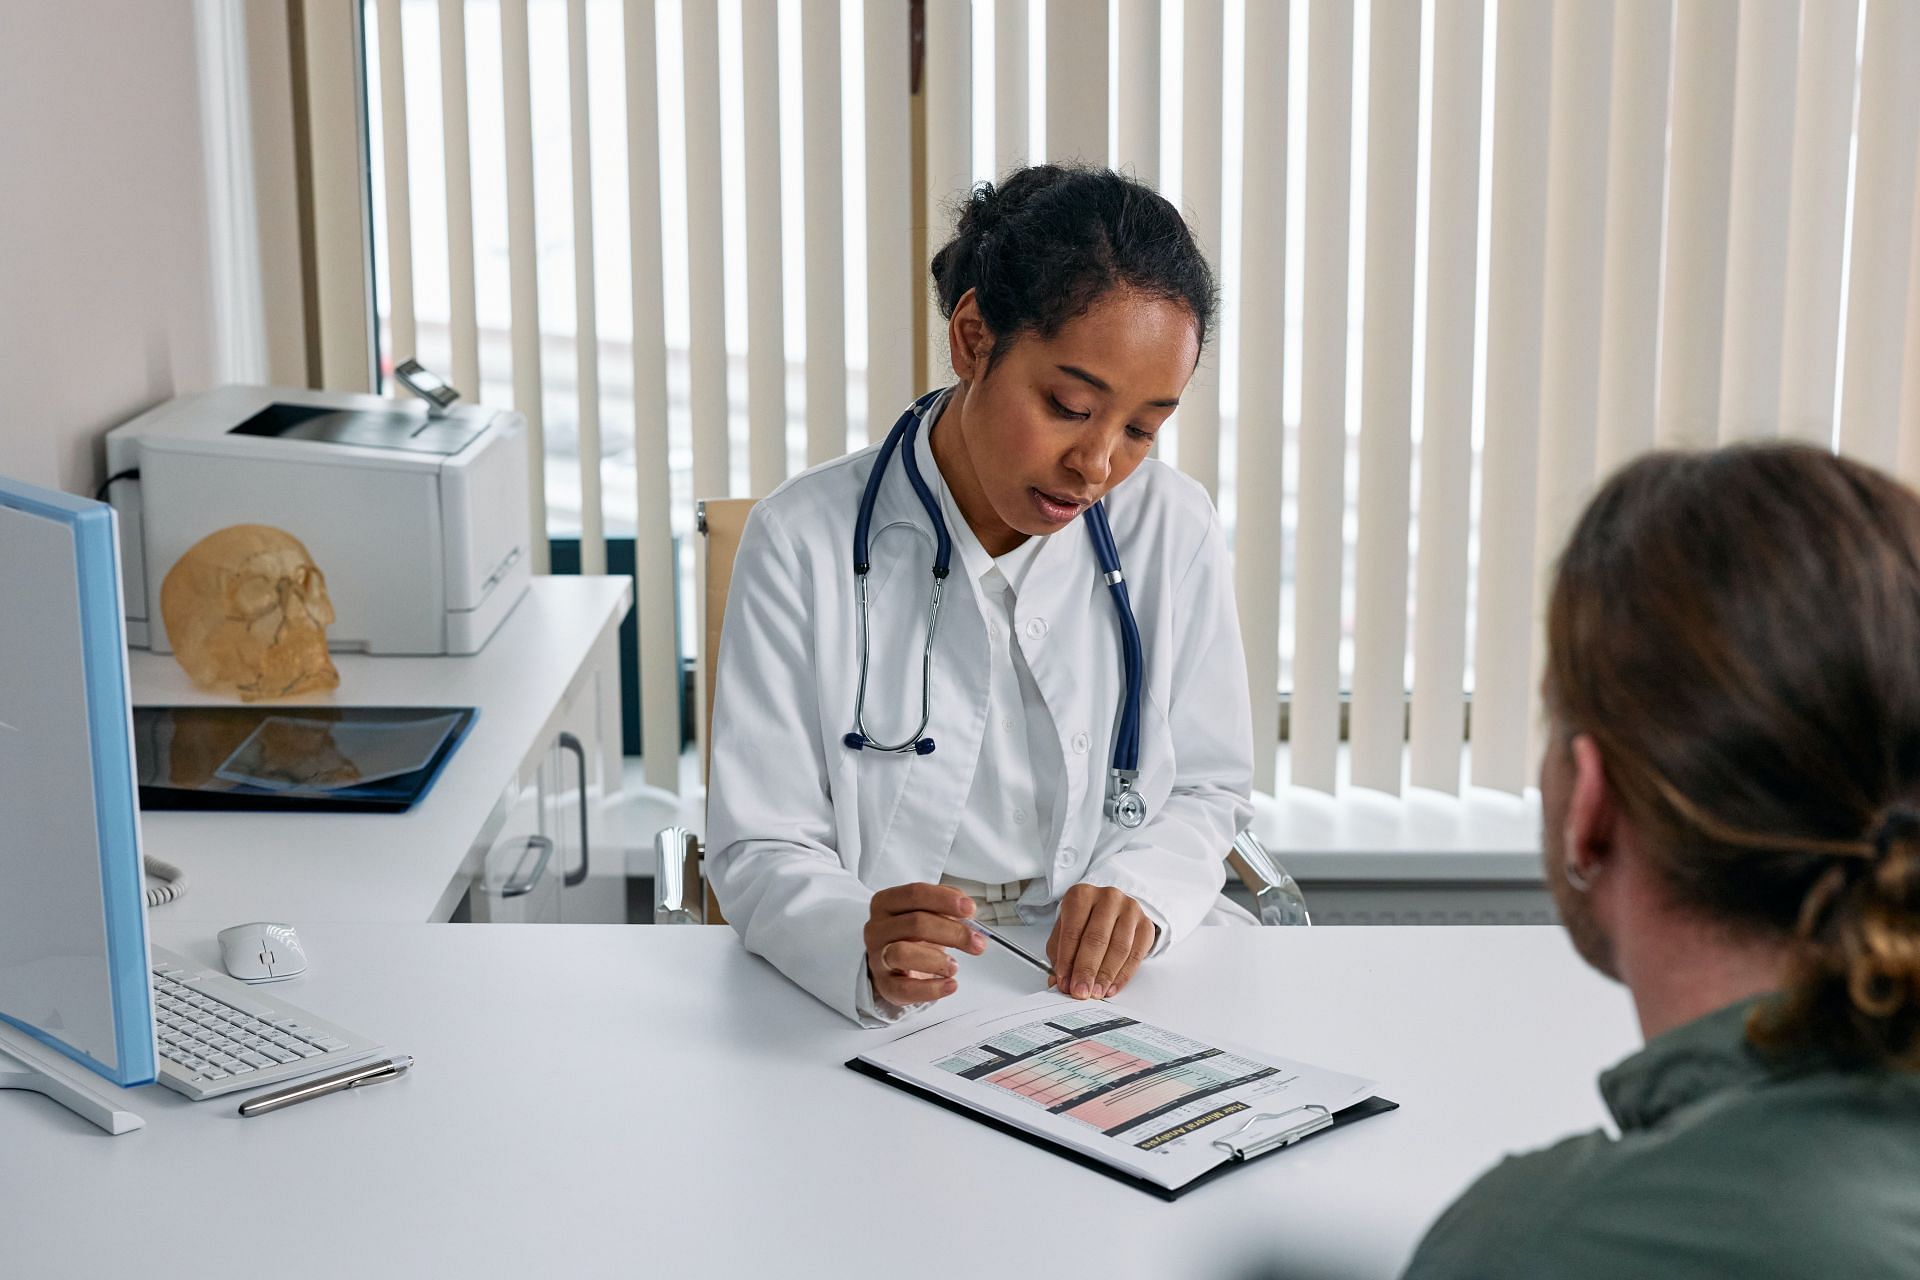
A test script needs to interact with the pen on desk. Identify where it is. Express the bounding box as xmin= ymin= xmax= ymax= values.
xmin=965 ymin=919 xmax=1054 ymax=979
xmin=237 ymin=1054 xmax=414 ymax=1117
